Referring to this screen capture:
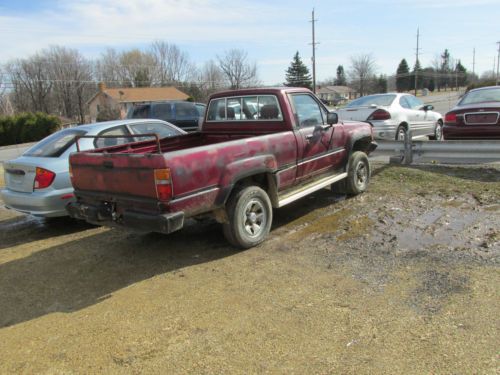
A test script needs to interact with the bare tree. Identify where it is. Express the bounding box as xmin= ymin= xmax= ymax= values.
xmin=150 ymin=41 xmax=196 ymax=85
xmin=348 ymin=54 xmax=377 ymax=96
xmin=46 ymin=46 xmax=94 ymax=123
xmin=217 ymin=49 xmax=258 ymax=89
xmin=94 ymin=48 xmax=122 ymax=88
xmin=6 ymin=53 xmax=53 ymax=113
